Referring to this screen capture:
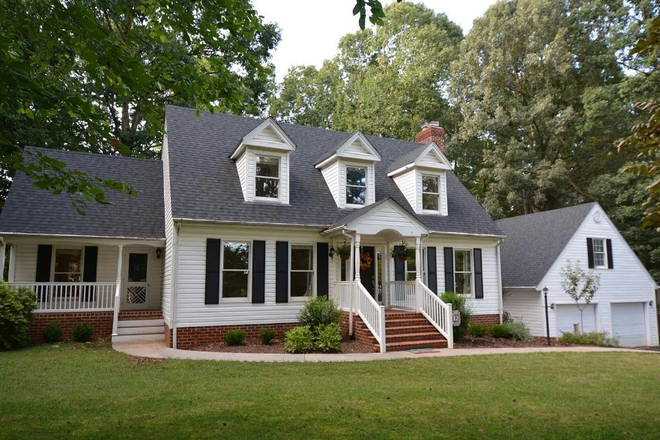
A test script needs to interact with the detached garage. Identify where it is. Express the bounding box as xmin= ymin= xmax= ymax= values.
xmin=611 ymin=303 xmax=648 ymax=347
xmin=498 ymin=203 xmax=659 ymax=346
